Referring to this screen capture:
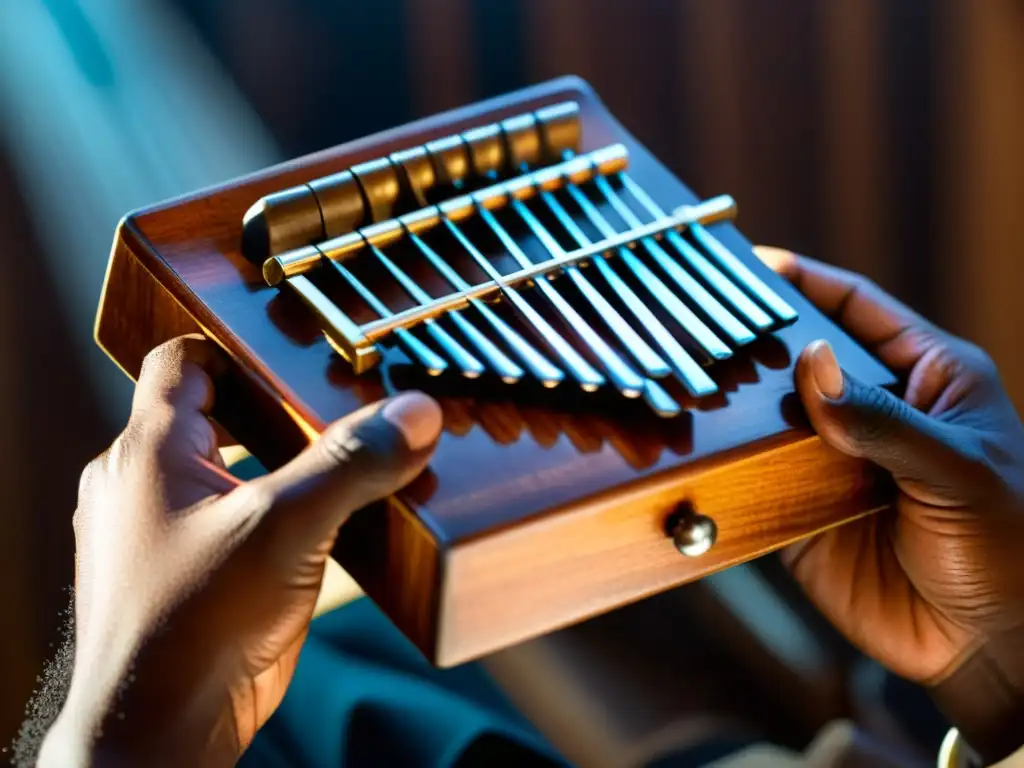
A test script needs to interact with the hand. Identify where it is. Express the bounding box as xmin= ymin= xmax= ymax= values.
xmin=37 ymin=336 xmax=442 ymax=767
xmin=755 ymin=247 xmax=1024 ymax=763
